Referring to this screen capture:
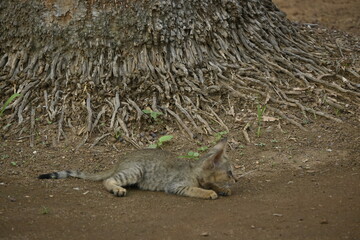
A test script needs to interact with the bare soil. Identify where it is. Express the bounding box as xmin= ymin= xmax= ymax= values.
xmin=274 ymin=0 xmax=360 ymax=36
xmin=1 ymin=1 xmax=360 ymax=239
